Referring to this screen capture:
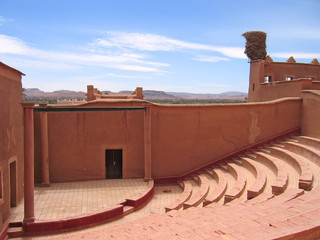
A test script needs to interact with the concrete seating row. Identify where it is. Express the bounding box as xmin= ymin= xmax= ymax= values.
xmin=183 ymin=175 xmax=210 ymax=209
xmin=268 ymin=145 xmax=313 ymax=190
xmin=203 ymin=168 xmax=227 ymax=206
xmin=161 ymin=136 xmax=320 ymax=238
xmin=283 ymin=141 xmax=320 ymax=167
xmin=165 ymin=180 xmax=192 ymax=212
xmin=240 ymin=157 xmax=267 ymax=199
xmin=297 ymin=135 xmax=320 ymax=149
xmin=224 ymin=162 xmax=247 ymax=203
xmin=251 ymin=151 xmax=289 ymax=195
